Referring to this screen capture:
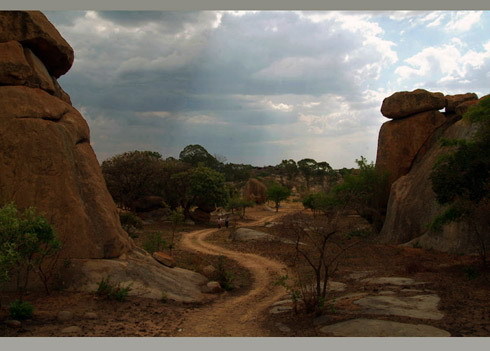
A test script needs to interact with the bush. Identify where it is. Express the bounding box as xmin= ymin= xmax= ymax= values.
xmin=96 ymin=277 xmax=132 ymax=302
xmin=267 ymin=183 xmax=291 ymax=212
xmin=9 ymin=300 xmax=34 ymax=320
xmin=119 ymin=212 xmax=143 ymax=238
xmin=0 ymin=203 xmax=61 ymax=295
xmin=215 ymin=256 xmax=234 ymax=291
xmin=143 ymin=232 xmax=167 ymax=253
